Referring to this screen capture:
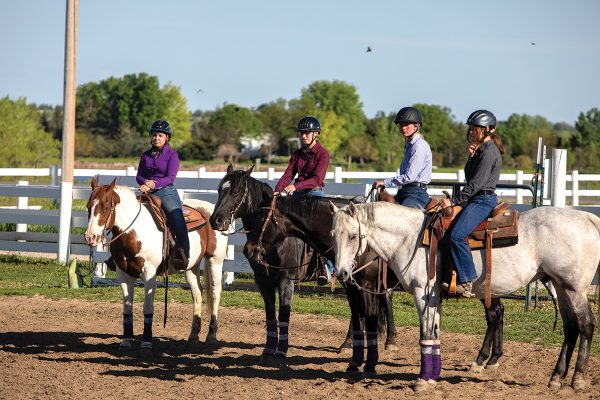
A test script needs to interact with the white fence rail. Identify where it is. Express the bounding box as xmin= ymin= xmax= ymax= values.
xmin=0 ymin=165 xmax=599 ymax=281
